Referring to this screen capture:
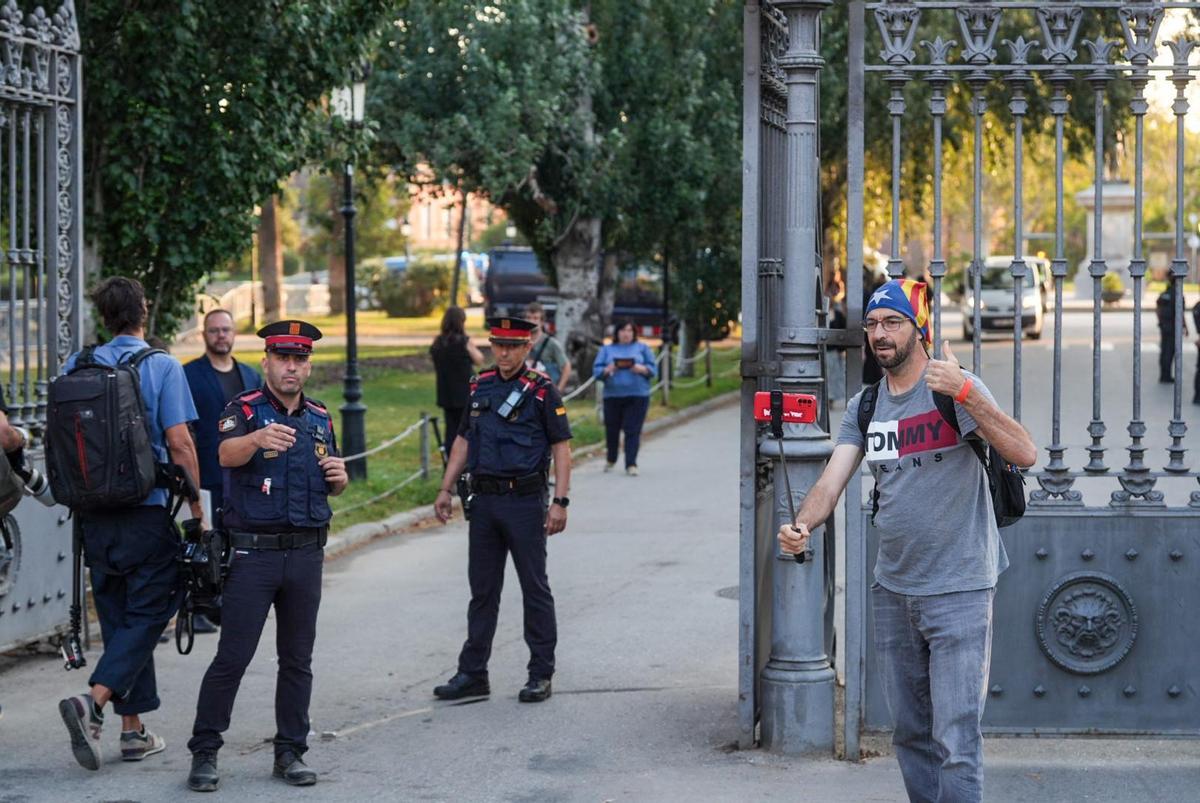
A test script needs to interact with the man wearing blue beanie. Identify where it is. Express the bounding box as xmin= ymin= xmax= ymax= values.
xmin=779 ymin=278 xmax=1036 ymax=802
